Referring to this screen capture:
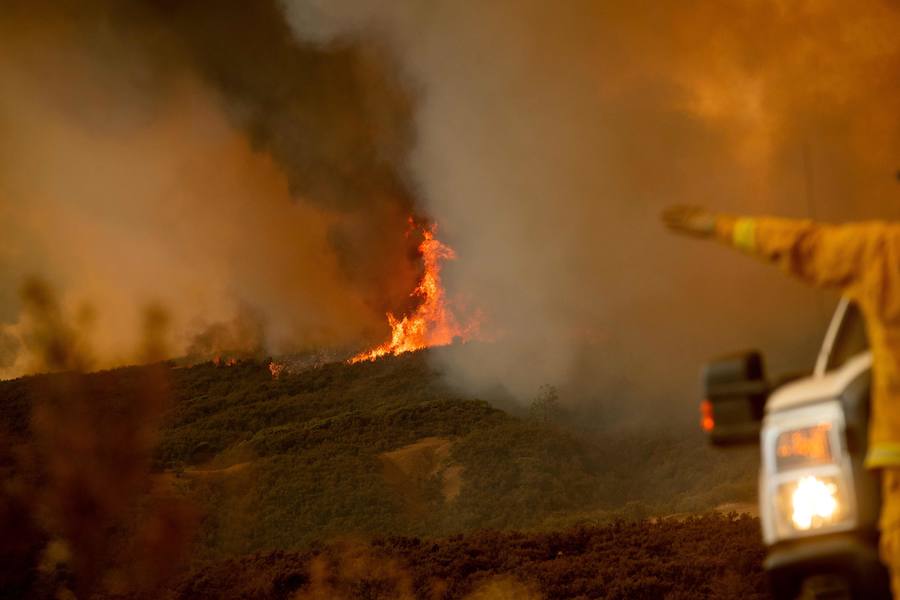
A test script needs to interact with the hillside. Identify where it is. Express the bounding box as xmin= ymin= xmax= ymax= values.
xmin=0 ymin=349 xmax=761 ymax=597
xmin=152 ymin=354 xmax=598 ymax=555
